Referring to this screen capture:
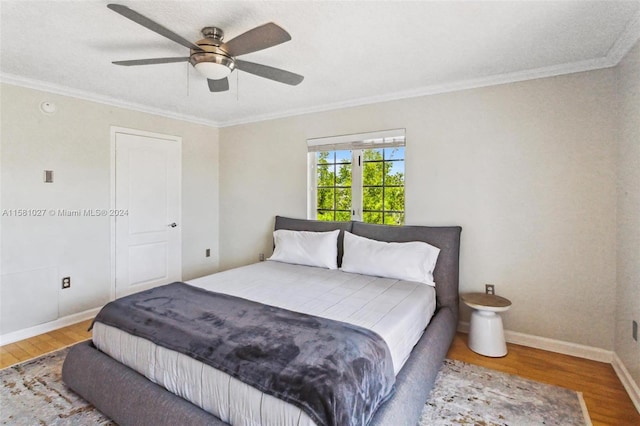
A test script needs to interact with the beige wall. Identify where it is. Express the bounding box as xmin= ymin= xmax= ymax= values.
xmin=616 ymin=40 xmax=640 ymax=386
xmin=0 ymin=84 xmax=219 ymax=335
xmin=219 ymin=69 xmax=618 ymax=350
